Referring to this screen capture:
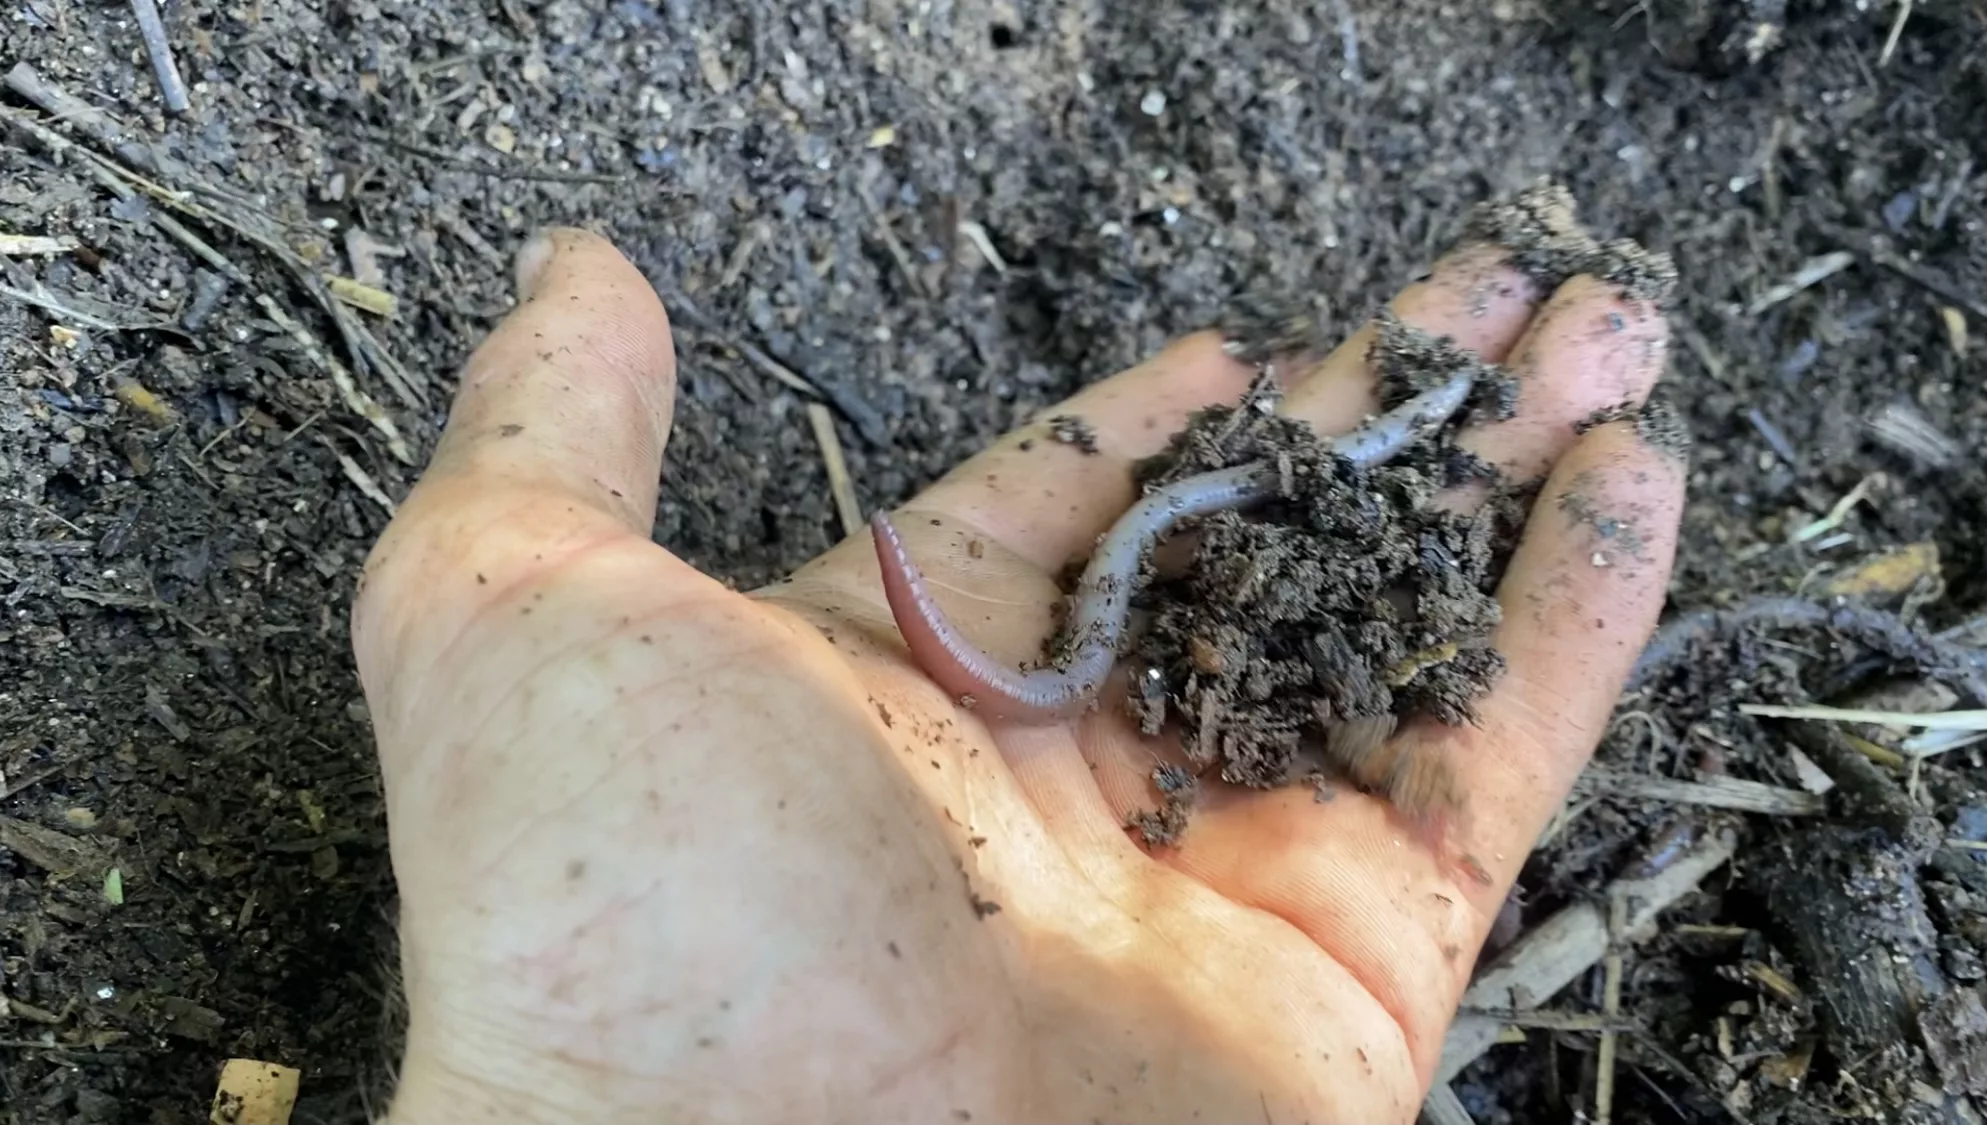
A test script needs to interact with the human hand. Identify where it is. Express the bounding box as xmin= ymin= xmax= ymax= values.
xmin=353 ymin=226 xmax=1682 ymax=1123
